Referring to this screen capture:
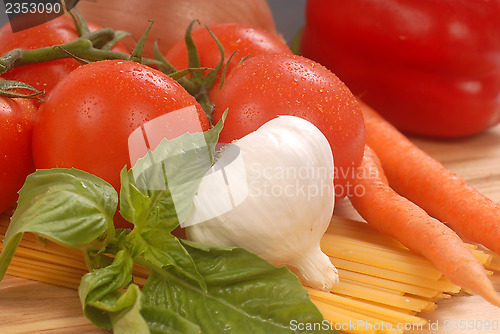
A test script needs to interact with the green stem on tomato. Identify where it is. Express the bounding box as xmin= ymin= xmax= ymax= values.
xmin=197 ymin=93 xmax=214 ymax=125
xmin=101 ymin=30 xmax=132 ymax=51
xmin=67 ymin=7 xmax=90 ymax=37
xmin=0 ymin=35 xmax=164 ymax=75
xmin=0 ymin=39 xmax=122 ymax=74
xmin=130 ymin=21 xmax=154 ymax=63
xmin=0 ymin=79 xmax=45 ymax=101
xmin=83 ymin=28 xmax=117 ymax=49
xmin=152 ymin=40 xmax=201 ymax=96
